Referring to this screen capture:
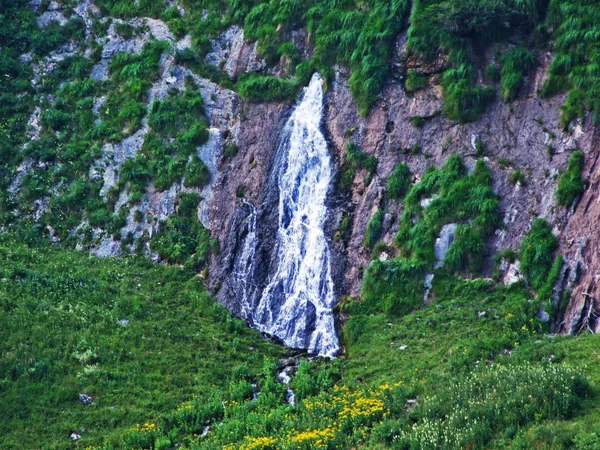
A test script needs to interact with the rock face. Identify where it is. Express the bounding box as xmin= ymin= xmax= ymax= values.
xmin=558 ymin=128 xmax=600 ymax=334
